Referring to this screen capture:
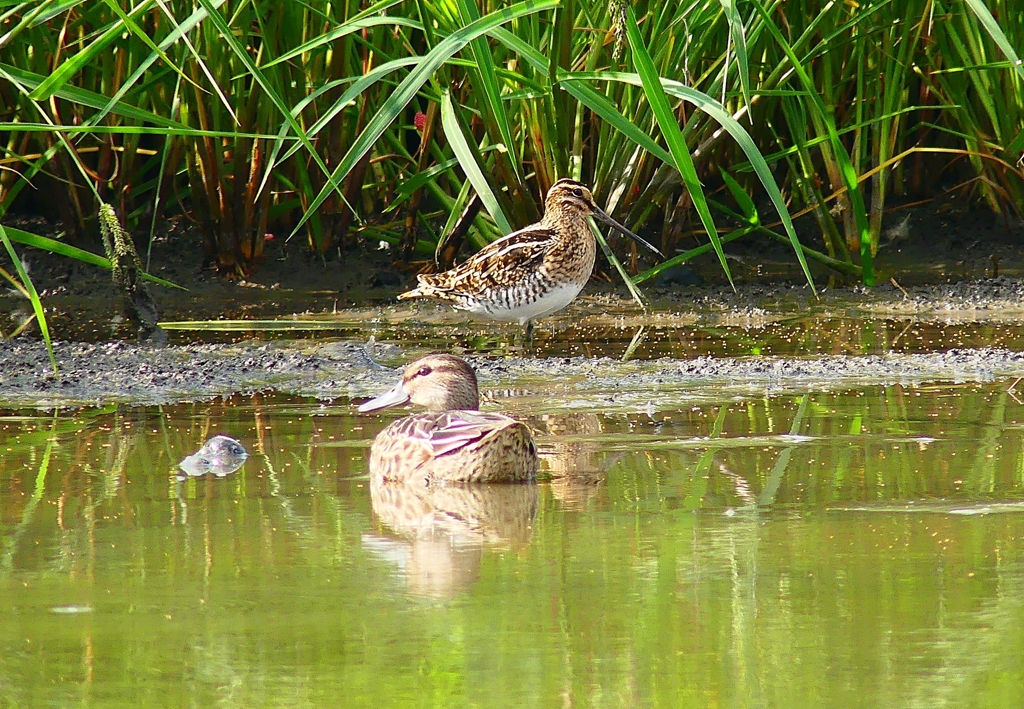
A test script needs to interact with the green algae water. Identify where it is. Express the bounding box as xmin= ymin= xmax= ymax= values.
xmin=4 ymin=382 xmax=1024 ymax=707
